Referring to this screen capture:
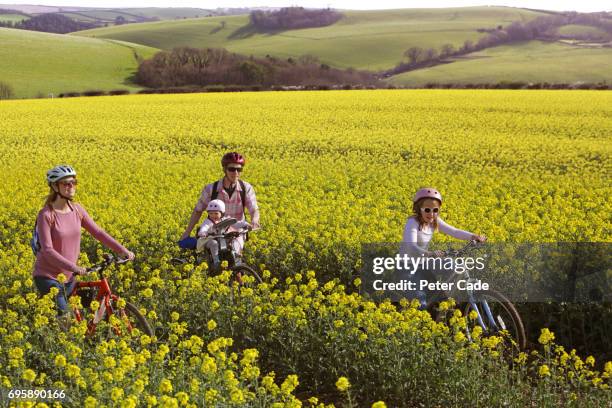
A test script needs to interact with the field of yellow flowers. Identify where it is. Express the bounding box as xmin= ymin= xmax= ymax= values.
xmin=0 ymin=90 xmax=610 ymax=407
